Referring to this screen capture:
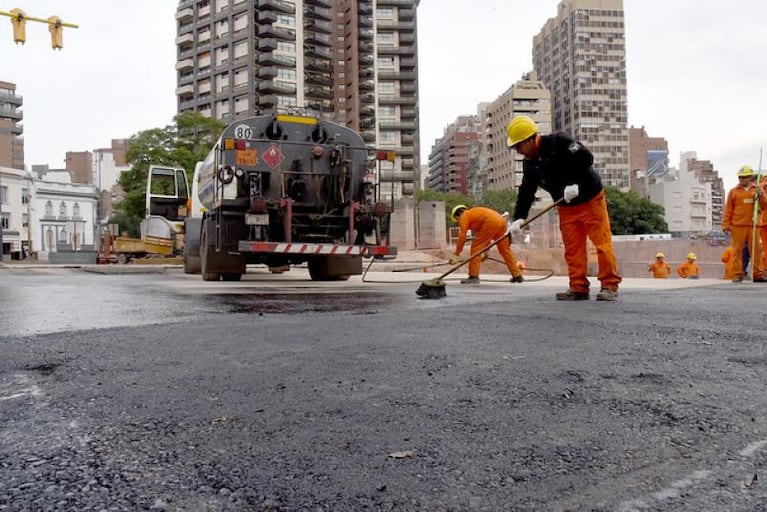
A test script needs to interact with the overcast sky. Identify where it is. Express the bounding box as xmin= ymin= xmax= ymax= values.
xmin=3 ymin=0 xmax=766 ymax=191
